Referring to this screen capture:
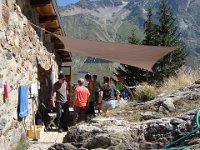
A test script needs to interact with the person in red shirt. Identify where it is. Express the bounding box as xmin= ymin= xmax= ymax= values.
xmin=73 ymin=78 xmax=90 ymax=125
